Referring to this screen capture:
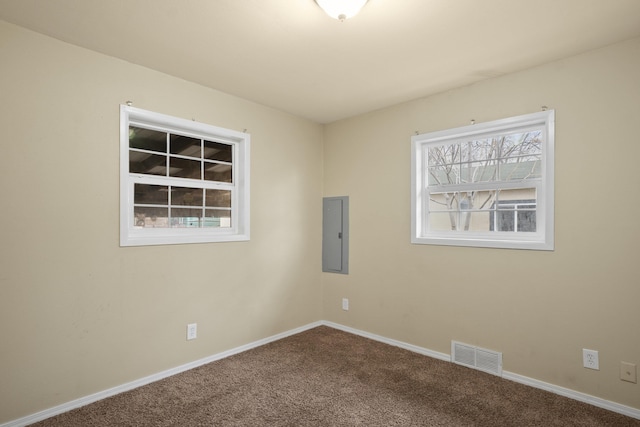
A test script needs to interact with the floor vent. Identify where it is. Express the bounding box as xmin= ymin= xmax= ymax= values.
xmin=451 ymin=341 xmax=503 ymax=377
